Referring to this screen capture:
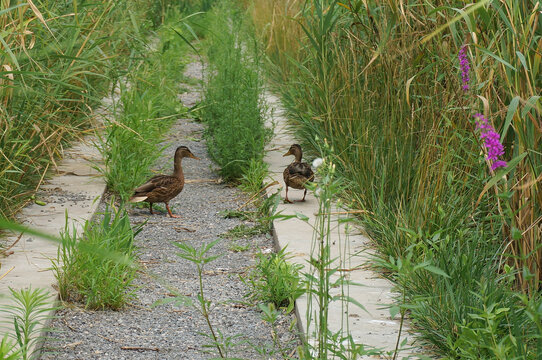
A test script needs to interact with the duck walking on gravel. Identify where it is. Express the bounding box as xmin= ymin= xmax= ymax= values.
xmin=283 ymin=144 xmax=314 ymax=203
xmin=130 ymin=146 xmax=199 ymax=218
